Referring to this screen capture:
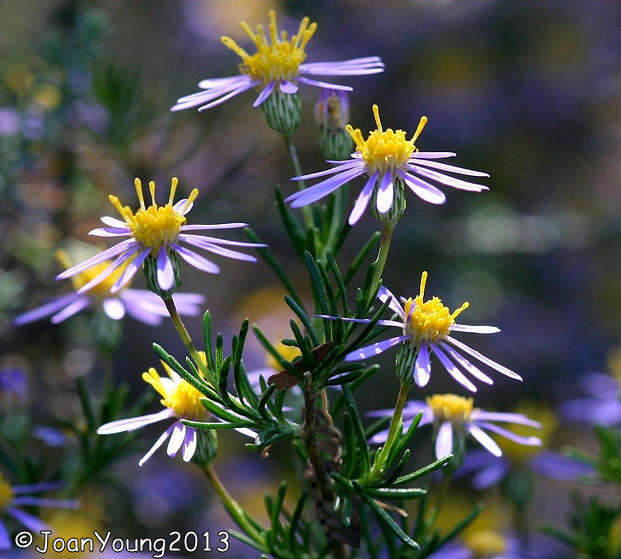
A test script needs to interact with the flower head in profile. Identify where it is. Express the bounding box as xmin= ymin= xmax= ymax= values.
xmin=321 ymin=271 xmax=521 ymax=392
xmin=171 ymin=10 xmax=383 ymax=112
xmin=370 ymin=394 xmax=541 ymax=459
xmin=97 ymin=359 xmax=210 ymax=466
xmin=457 ymin=403 xmax=594 ymax=490
xmin=14 ymin=249 xmax=204 ymax=326
xmin=55 ymin=178 xmax=264 ymax=294
xmin=0 ymin=474 xmax=78 ymax=550
xmin=286 ymin=105 xmax=489 ymax=224
xmin=560 ymin=348 xmax=621 ymax=427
